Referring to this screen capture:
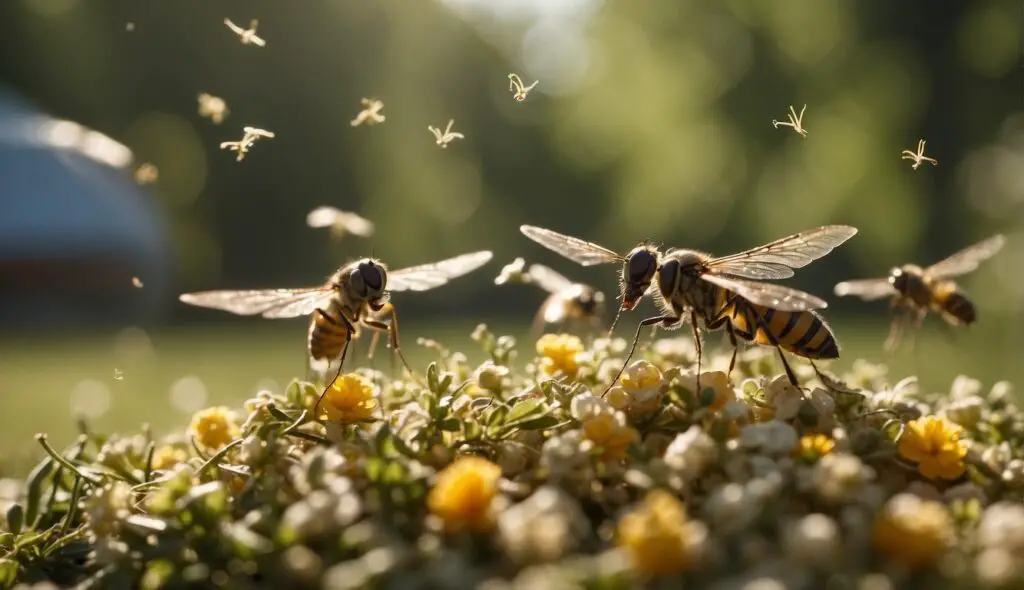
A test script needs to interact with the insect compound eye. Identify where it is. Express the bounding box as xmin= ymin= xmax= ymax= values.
xmin=888 ymin=268 xmax=906 ymax=291
xmin=658 ymin=259 xmax=680 ymax=295
xmin=358 ymin=261 xmax=385 ymax=293
xmin=626 ymin=249 xmax=658 ymax=283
